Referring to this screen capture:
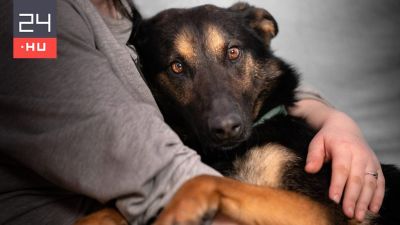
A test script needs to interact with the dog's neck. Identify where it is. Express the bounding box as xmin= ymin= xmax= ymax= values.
xmin=253 ymin=105 xmax=288 ymax=127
